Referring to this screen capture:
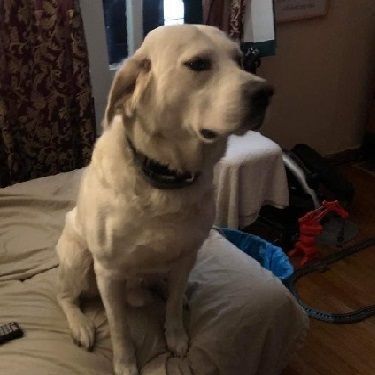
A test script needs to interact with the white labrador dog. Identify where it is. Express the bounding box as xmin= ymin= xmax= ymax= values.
xmin=56 ymin=25 xmax=273 ymax=375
